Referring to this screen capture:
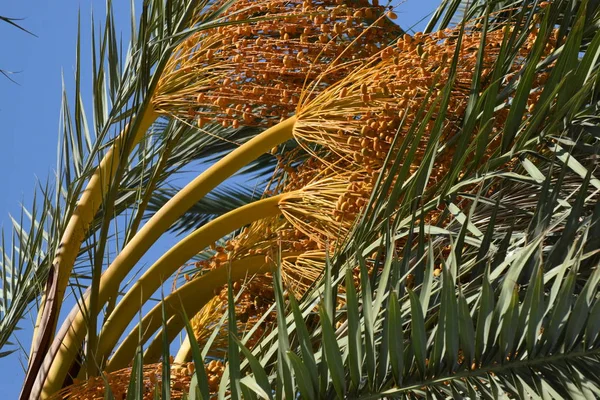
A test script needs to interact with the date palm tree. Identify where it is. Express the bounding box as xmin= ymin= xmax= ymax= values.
xmin=1 ymin=0 xmax=600 ymax=399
